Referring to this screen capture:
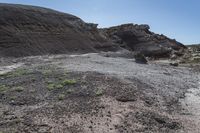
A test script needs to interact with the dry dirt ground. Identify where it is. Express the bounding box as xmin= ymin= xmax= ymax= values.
xmin=0 ymin=52 xmax=199 ymax=133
